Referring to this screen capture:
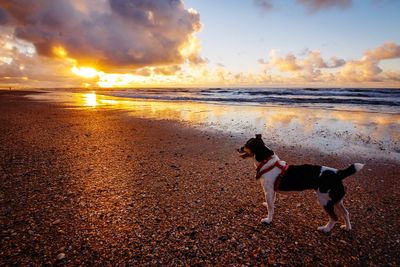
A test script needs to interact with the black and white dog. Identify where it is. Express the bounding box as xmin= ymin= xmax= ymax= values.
xmin=238 ymin=134 xmax=364 ymax=232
